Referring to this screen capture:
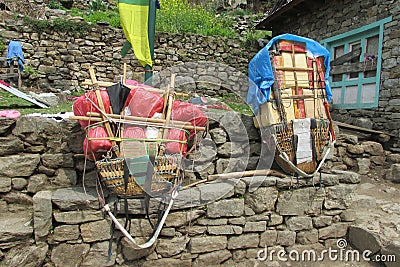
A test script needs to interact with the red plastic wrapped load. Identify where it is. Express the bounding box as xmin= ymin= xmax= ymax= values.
xmin=122 ymin=126 xmax=146 ymax=139
xmin=83 ymin=126 xmax=112 ymax=160
xmin=73 ymin=90 xmax=111 ymax=128
xmin=172 ymin=101 xmax=207 ymax=139
xmin=123 ymin=87 xmax=137 ymax=110
xmin=166 ymin=128 xmax=187 ymax=155
xmin=127 ymin=88 xmax=164 ymax=118
xmin=278 ymin=40 xmax=306 ymax=53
